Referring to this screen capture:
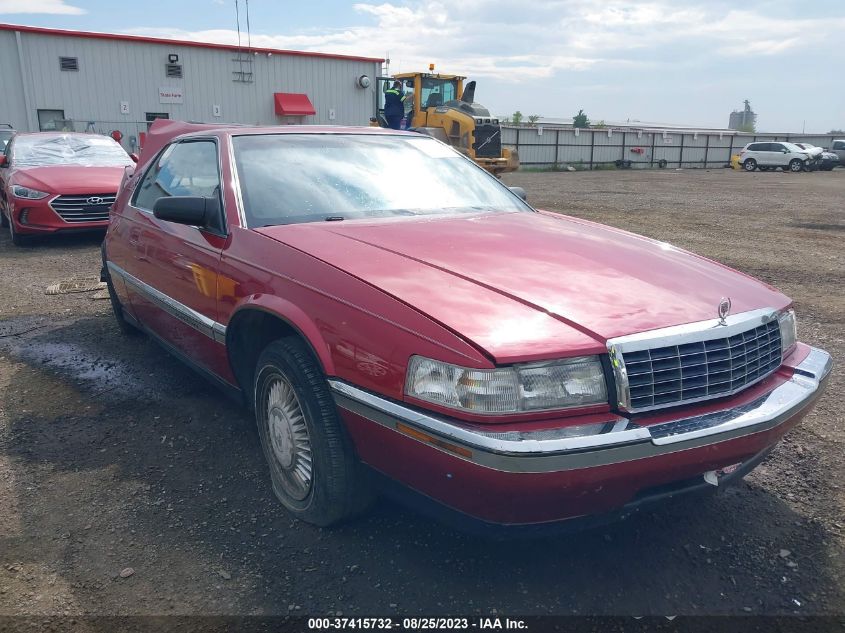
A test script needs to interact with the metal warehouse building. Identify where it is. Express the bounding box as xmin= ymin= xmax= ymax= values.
xmin=0 ymin=23 xmax=382 ymax=152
